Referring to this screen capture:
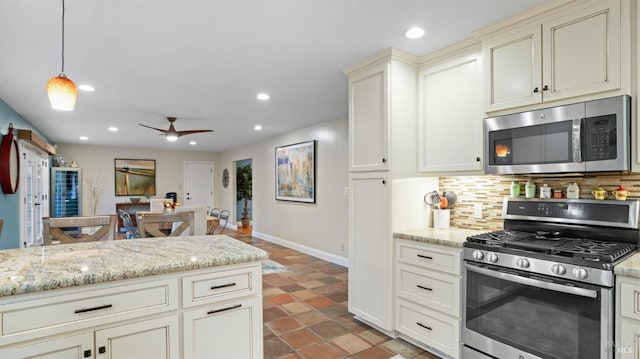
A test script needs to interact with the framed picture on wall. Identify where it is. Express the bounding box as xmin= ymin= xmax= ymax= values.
xmin=275 ymin=140 xmax=316 ymax=203
xmin=114 ymin=159 xmax=156 ymax=196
